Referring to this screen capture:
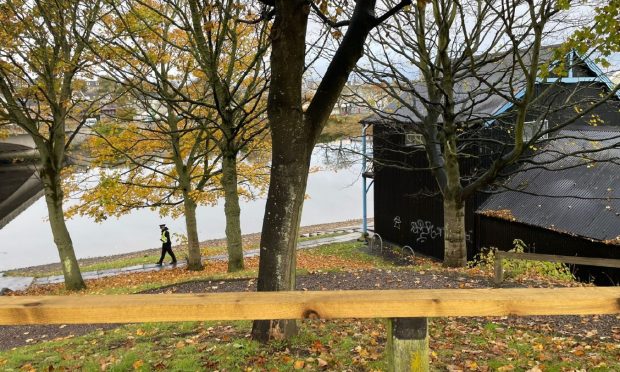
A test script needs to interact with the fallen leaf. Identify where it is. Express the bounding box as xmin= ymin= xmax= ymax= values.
xmin=465 ymin=360 xmax=478 ymax=369
xmin=20 ymin=363 xmax=36 ymax=372
xmin=132 ymin=360 xmax=144 ymax=370
xmin=281 ymin=355 xmax=292 ymax=364
xmin=293 ymin=360 xmax=305 ymax=369
xmin=537 ymin=352 xmax=552 ymax=361
xmin=572 ymin=348 xmax=585 ymax=356
xmin=310 ymin=340 xmax=324 ymax=353
xmin=498 ymin=365 xmax=515 ymax=372
xmin=533 ymin=343 xmax=543 ymax=351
